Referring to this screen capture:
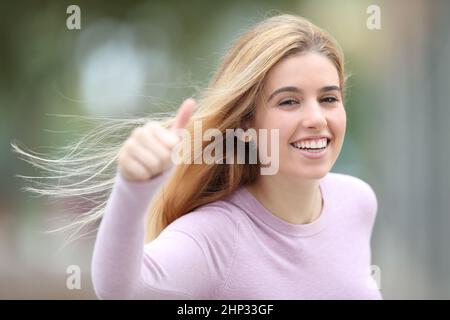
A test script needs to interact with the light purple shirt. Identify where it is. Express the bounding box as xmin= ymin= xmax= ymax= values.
xmin=91 ymin=168 xmax=382 ymax=299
